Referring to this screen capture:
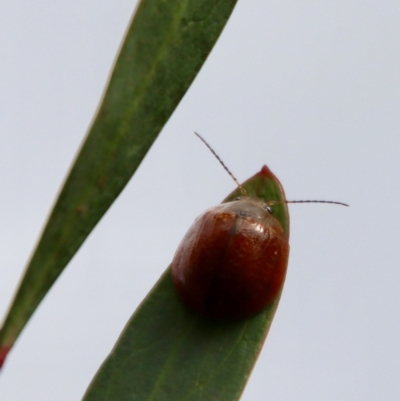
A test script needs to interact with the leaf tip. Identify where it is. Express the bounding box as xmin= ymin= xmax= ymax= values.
xmin=259 ymin=165 xmax=273 ymax=177
xmin=0 ymin=345 xmax=11 ymax=369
